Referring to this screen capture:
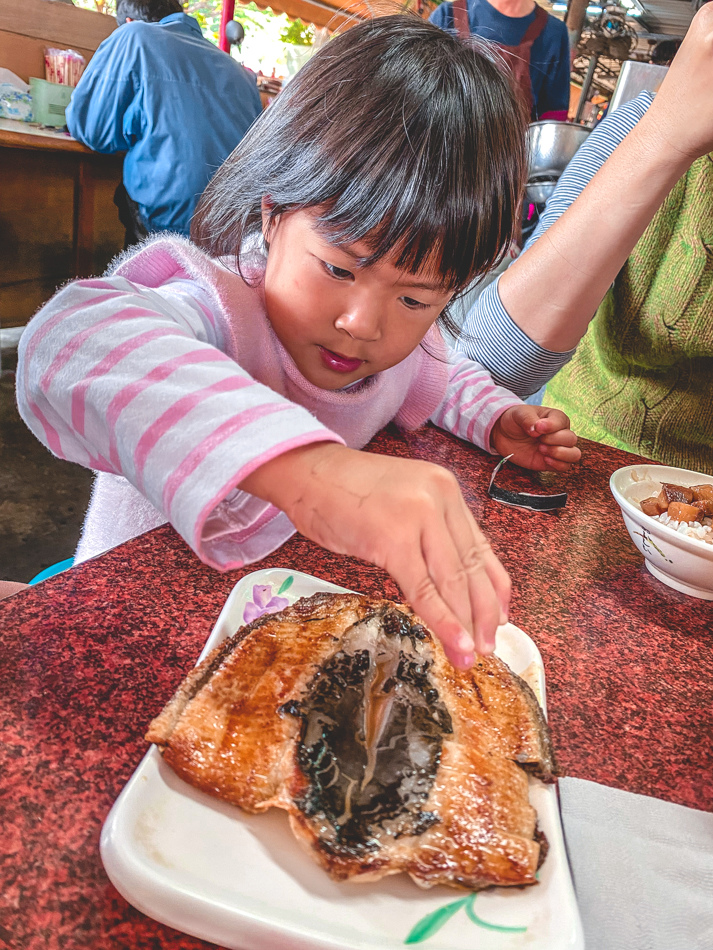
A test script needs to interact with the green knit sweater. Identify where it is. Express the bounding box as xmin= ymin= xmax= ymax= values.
xmin=545 ymin=156 xmax=713 ymax=474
